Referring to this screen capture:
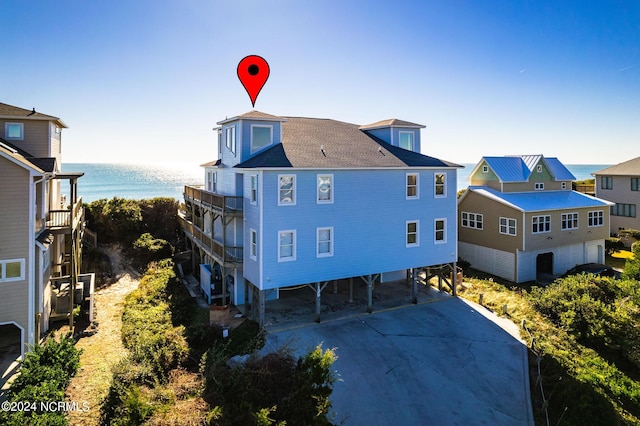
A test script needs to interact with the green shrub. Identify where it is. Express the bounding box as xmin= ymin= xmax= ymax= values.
xmin=606 ymin=237 xmax=625 ymax=255
xmin=131 ymin=233 xmax=173 ymax=270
